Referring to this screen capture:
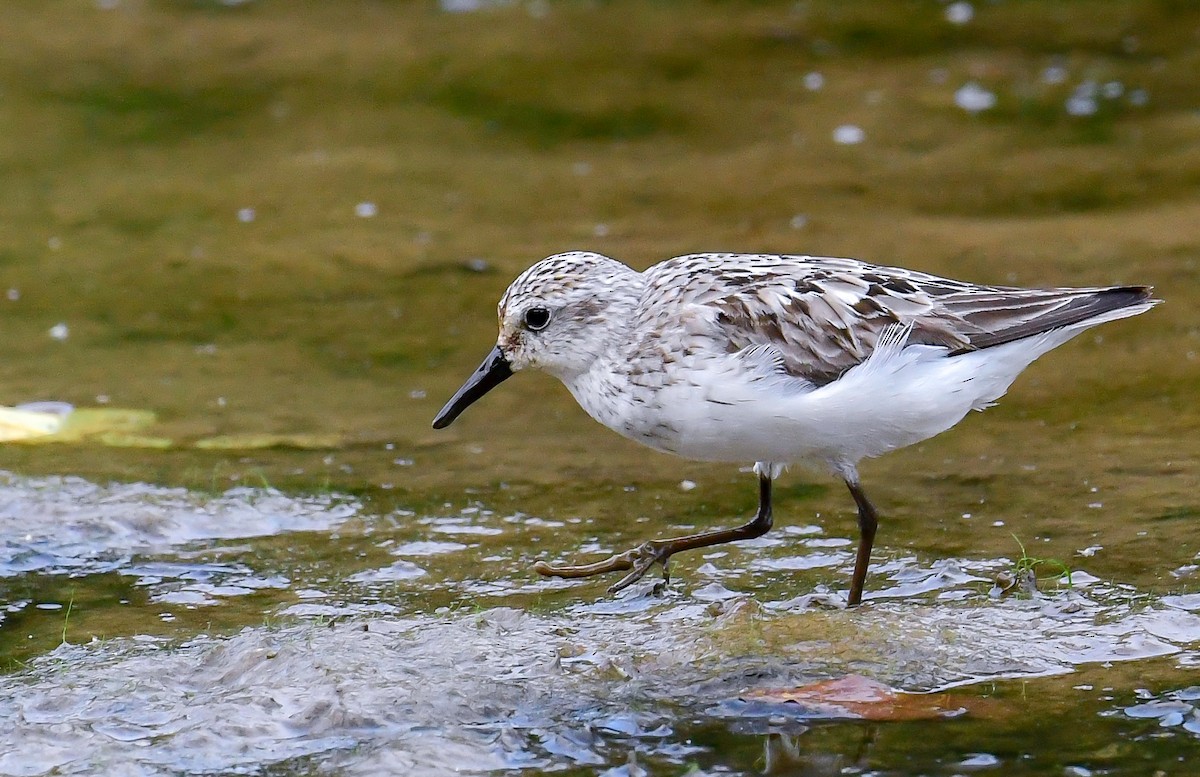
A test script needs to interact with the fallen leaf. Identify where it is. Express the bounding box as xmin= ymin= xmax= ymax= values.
xmin=7 ymin=408 xmax=159 ymax=445
xmin=737 ymin=675 xmax=978 ymax=721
